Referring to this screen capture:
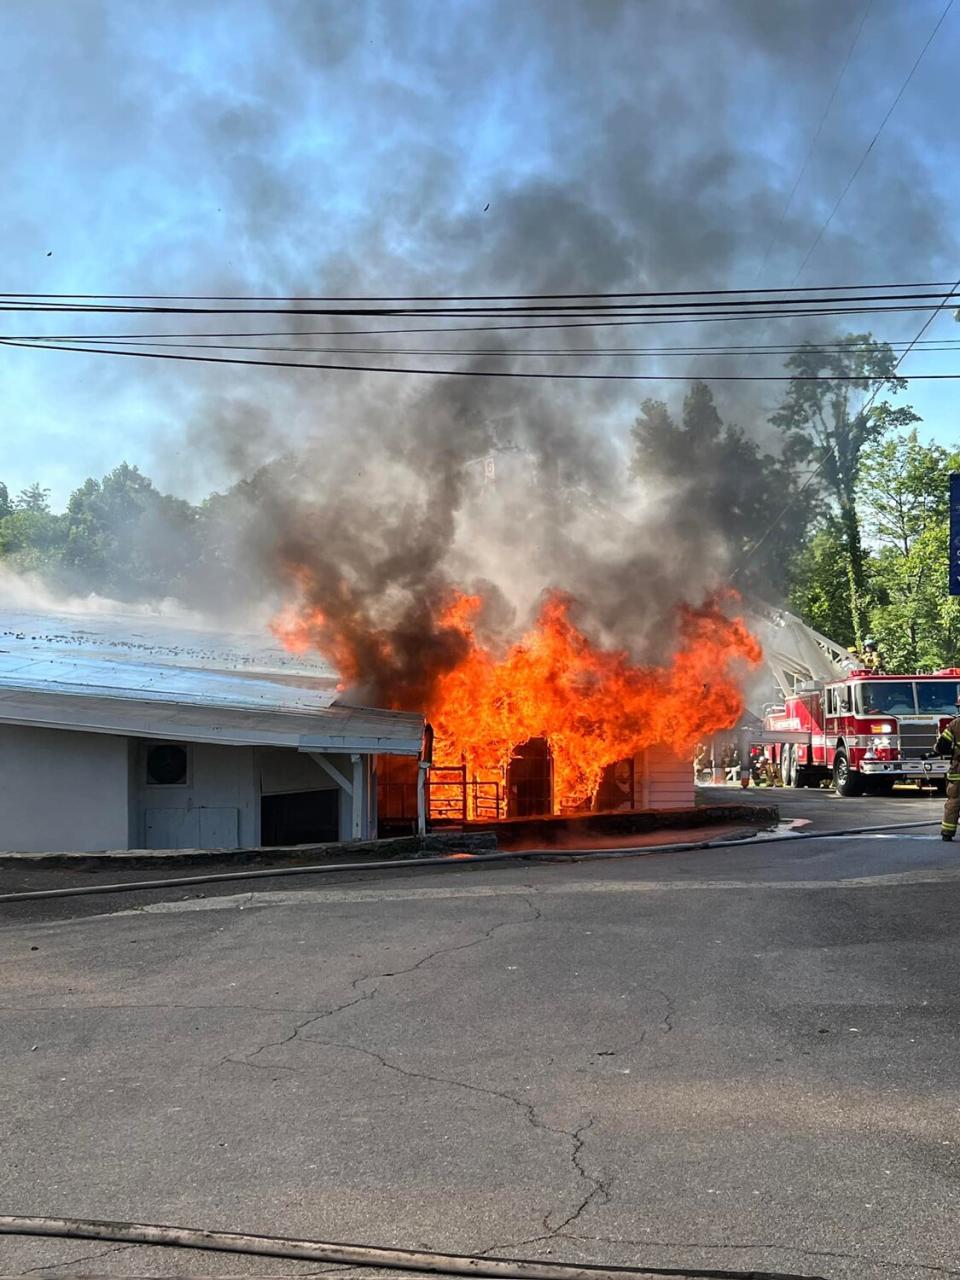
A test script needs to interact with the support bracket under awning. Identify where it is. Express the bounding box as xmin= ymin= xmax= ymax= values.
xmin=307 ymin=751 xmax=353 ymax=796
